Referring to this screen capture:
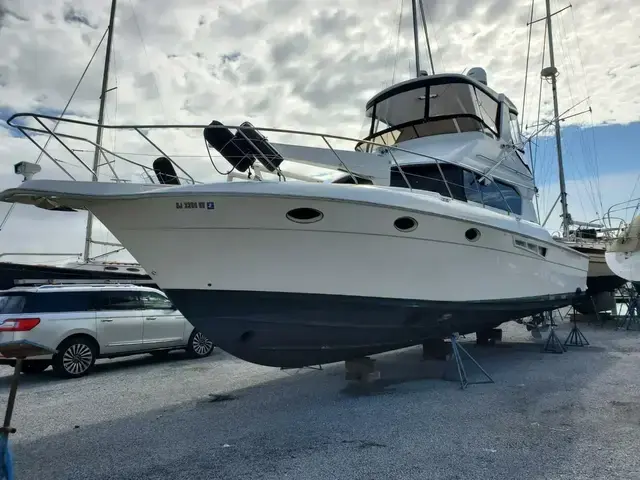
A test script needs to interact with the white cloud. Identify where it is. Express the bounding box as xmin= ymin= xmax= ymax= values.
xmin=0 ymin=0 xmax=639 ymax=263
